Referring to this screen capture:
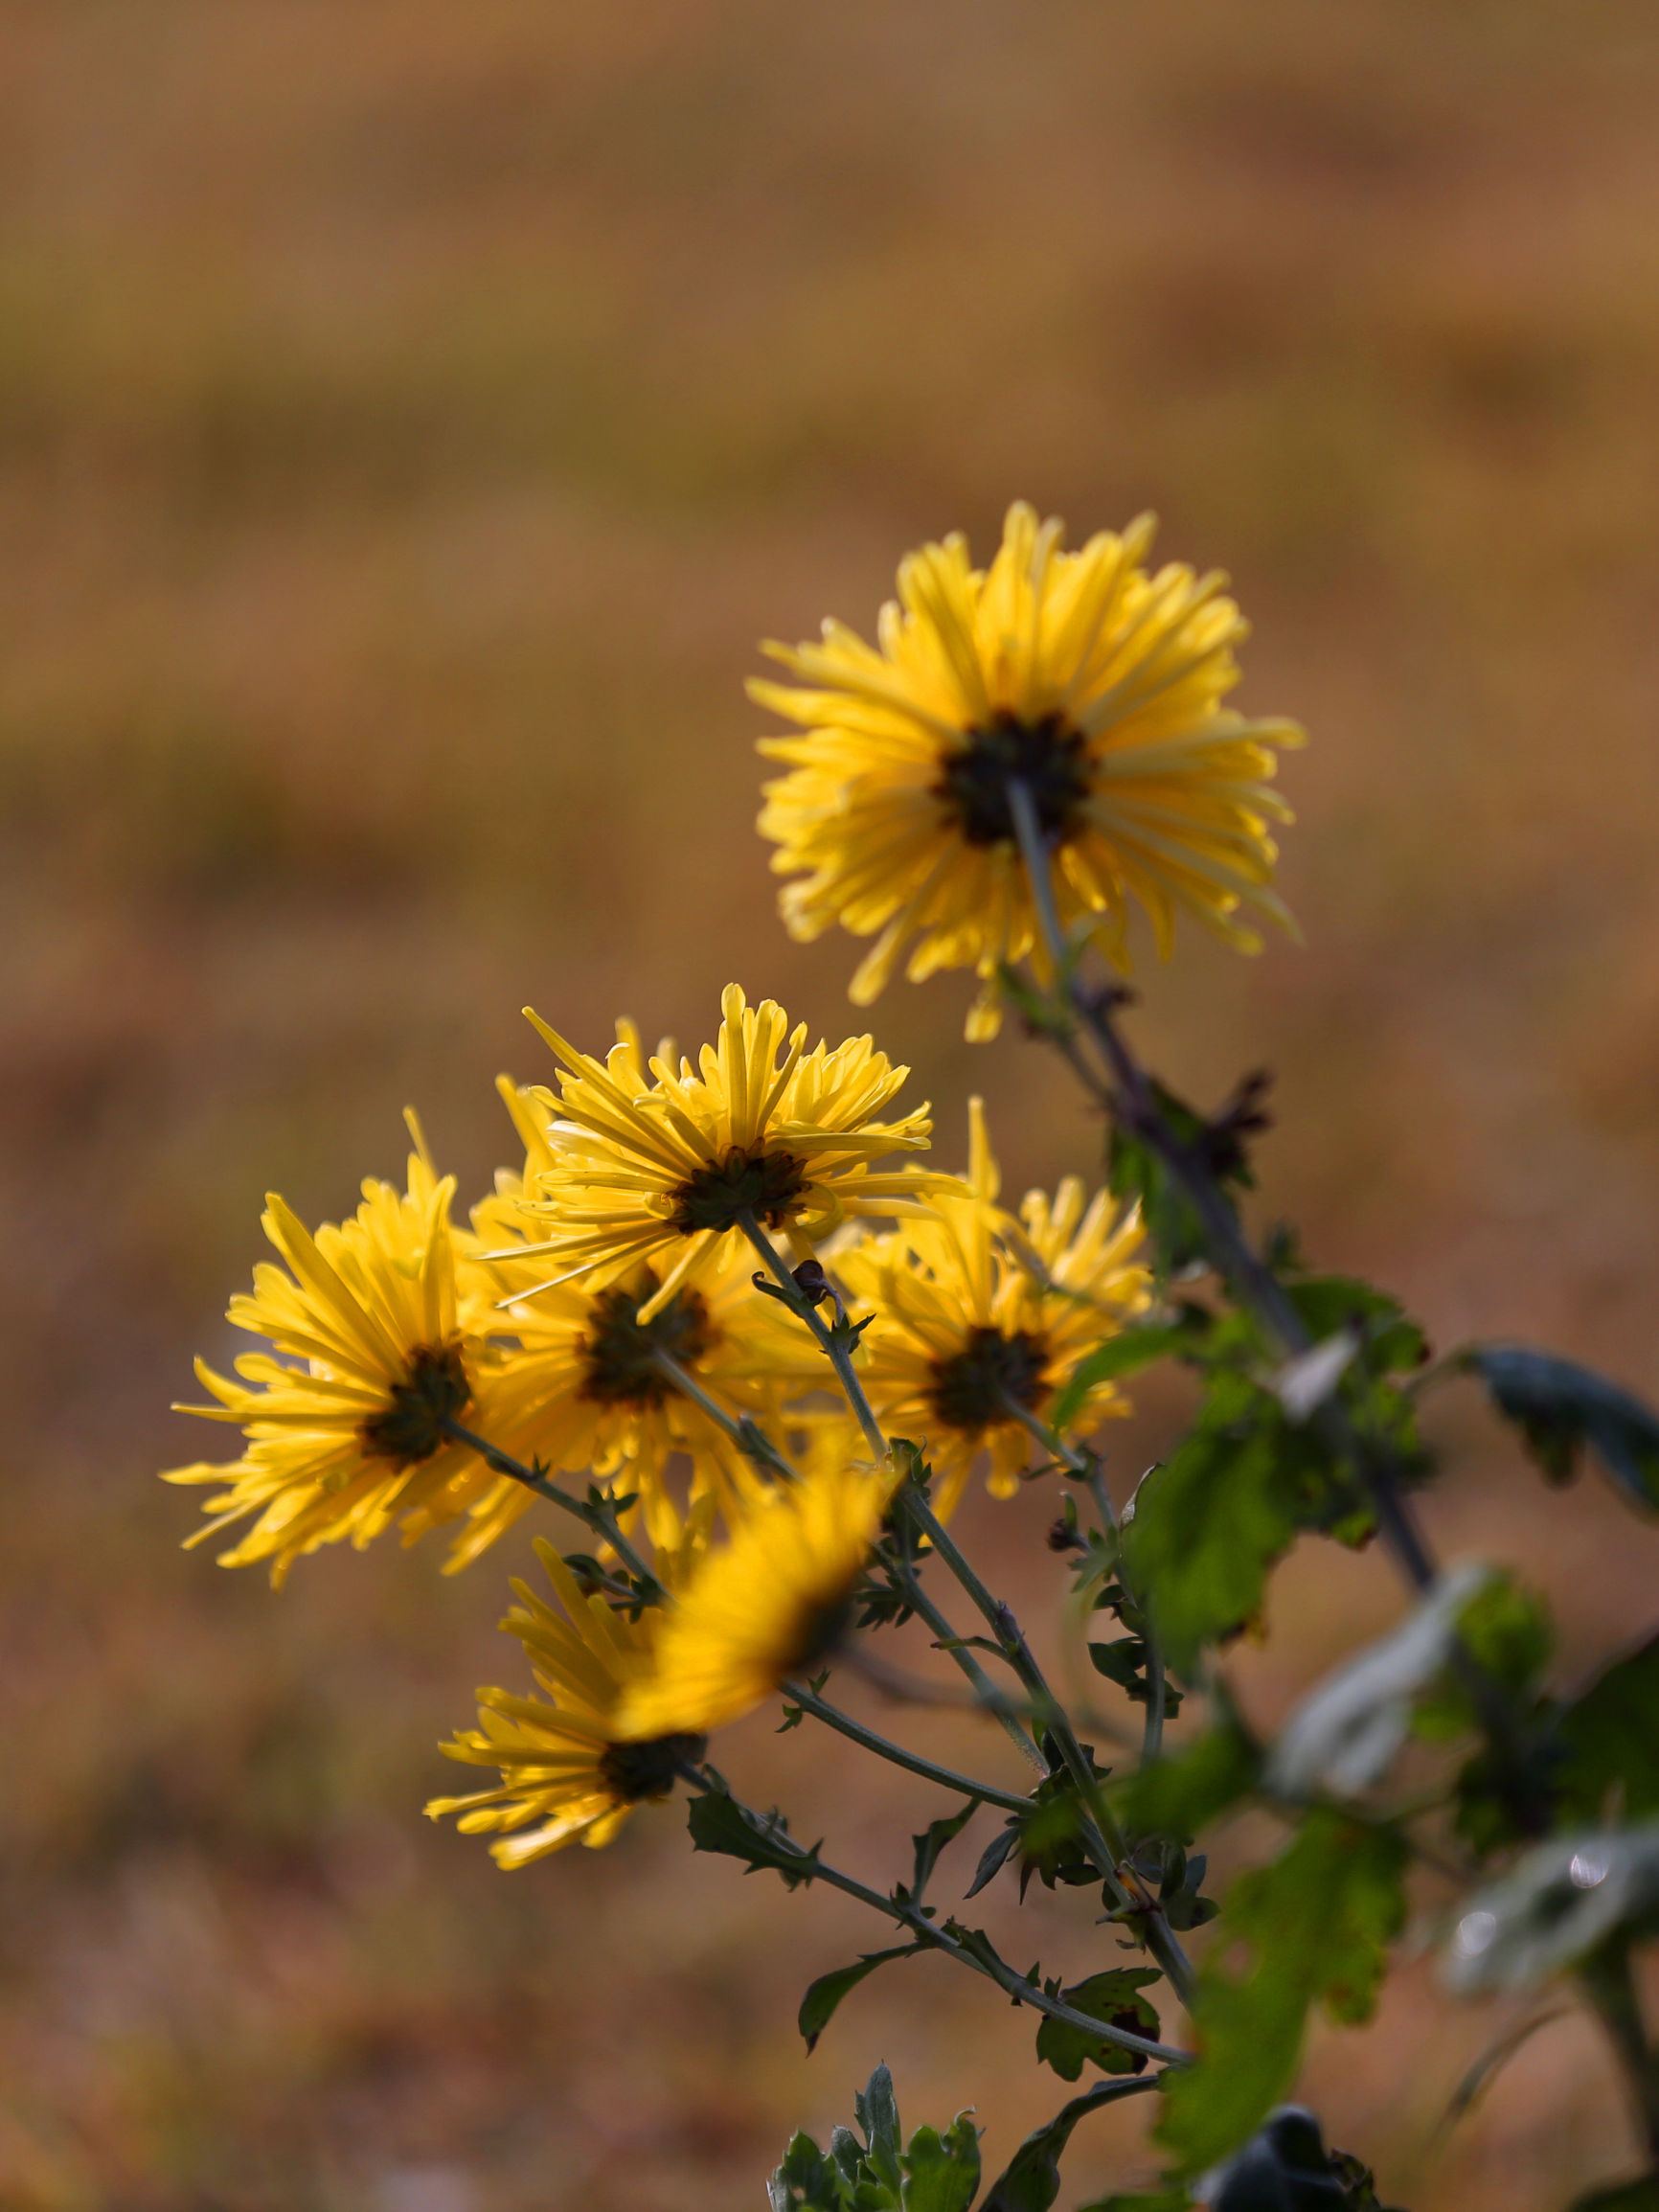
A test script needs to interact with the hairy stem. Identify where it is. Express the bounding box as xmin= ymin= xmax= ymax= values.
xmin=648 ymin=1344 xmax=798 ymax=1482
xmin=440 ymin=1418 xmax=663 ymax=1600
xmin=1006 ymin=780 xmax=1548 ymax=1834
xmin=690 ymin=1769 xmax=1189 ymax=2067
xmin=782 ymin=1677 xmax=1034 ymax=1815
xmin=736 ymin=1210 xmax=890 ymax=1459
